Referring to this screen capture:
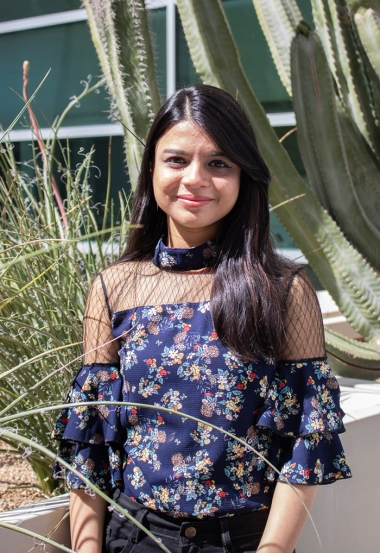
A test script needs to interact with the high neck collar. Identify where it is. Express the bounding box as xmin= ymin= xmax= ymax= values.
xmin=152 ymin=237 xmax=220 ymax=271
